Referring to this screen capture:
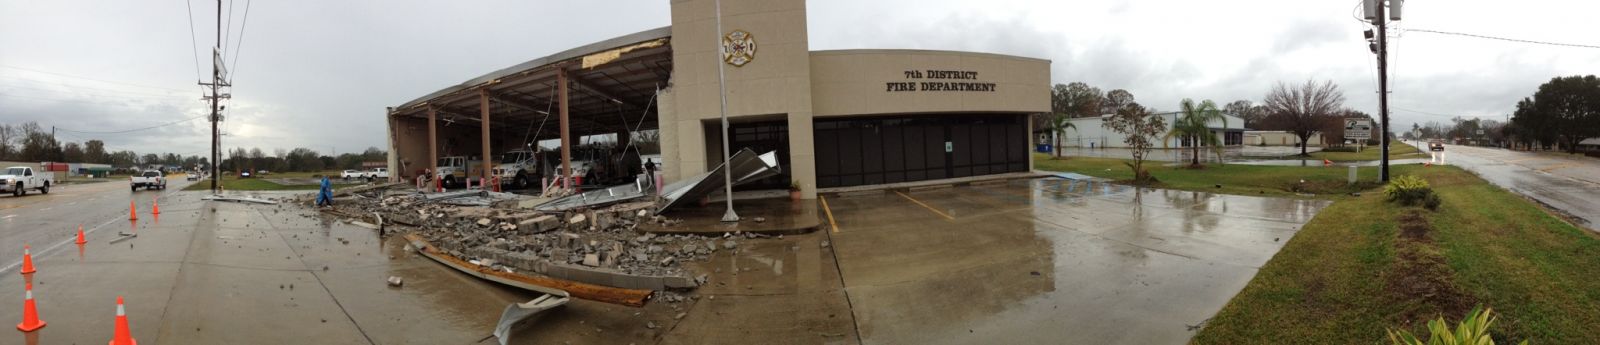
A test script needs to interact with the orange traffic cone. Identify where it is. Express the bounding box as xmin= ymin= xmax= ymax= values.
xmin=76 ymin=224 xmax=87 ymax=245
xmin=151 ymin=197 xmax=160 ymax=215
xmin=128 ymin=200 xmax=138 ymax=221
xmin=109 ymin=296 xmax=136 ymax=345
xmin=19 ymin=245 xmax=36 ymax=275
xmin=16 ymin=283 xmax=45 ymax=332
